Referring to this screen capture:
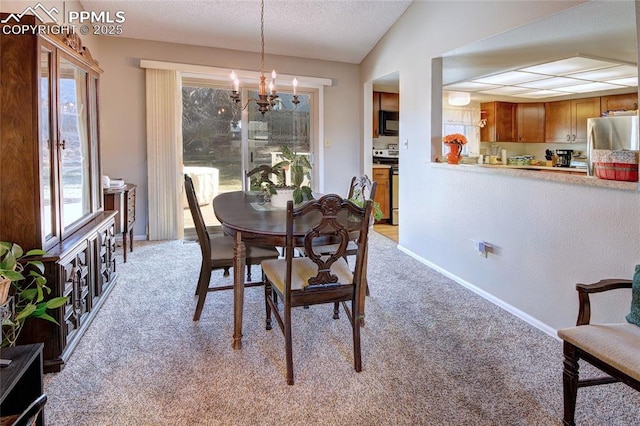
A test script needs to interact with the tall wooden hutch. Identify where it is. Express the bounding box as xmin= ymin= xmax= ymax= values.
xmin=0 ymin=15 xmax=118 ymax=372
